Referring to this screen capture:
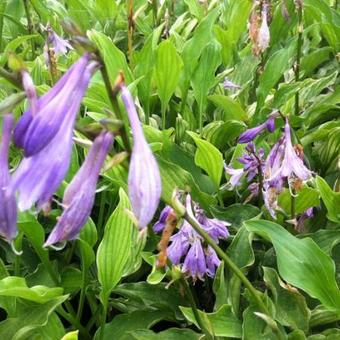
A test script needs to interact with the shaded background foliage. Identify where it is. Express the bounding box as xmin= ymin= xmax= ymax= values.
xmin=0 ymin=0 xmax=340 ymax=339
